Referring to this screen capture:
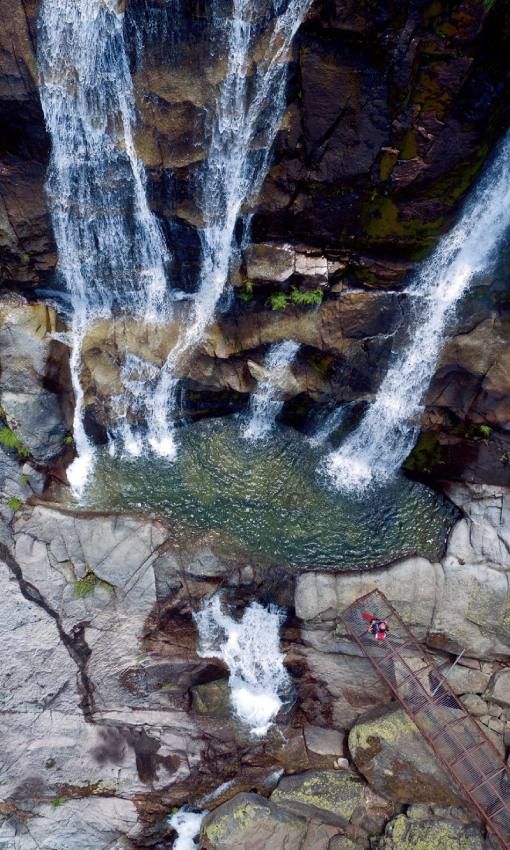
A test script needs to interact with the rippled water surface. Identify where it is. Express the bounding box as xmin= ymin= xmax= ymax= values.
xmin=83 ymin=417 xmax=458 ymax=569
